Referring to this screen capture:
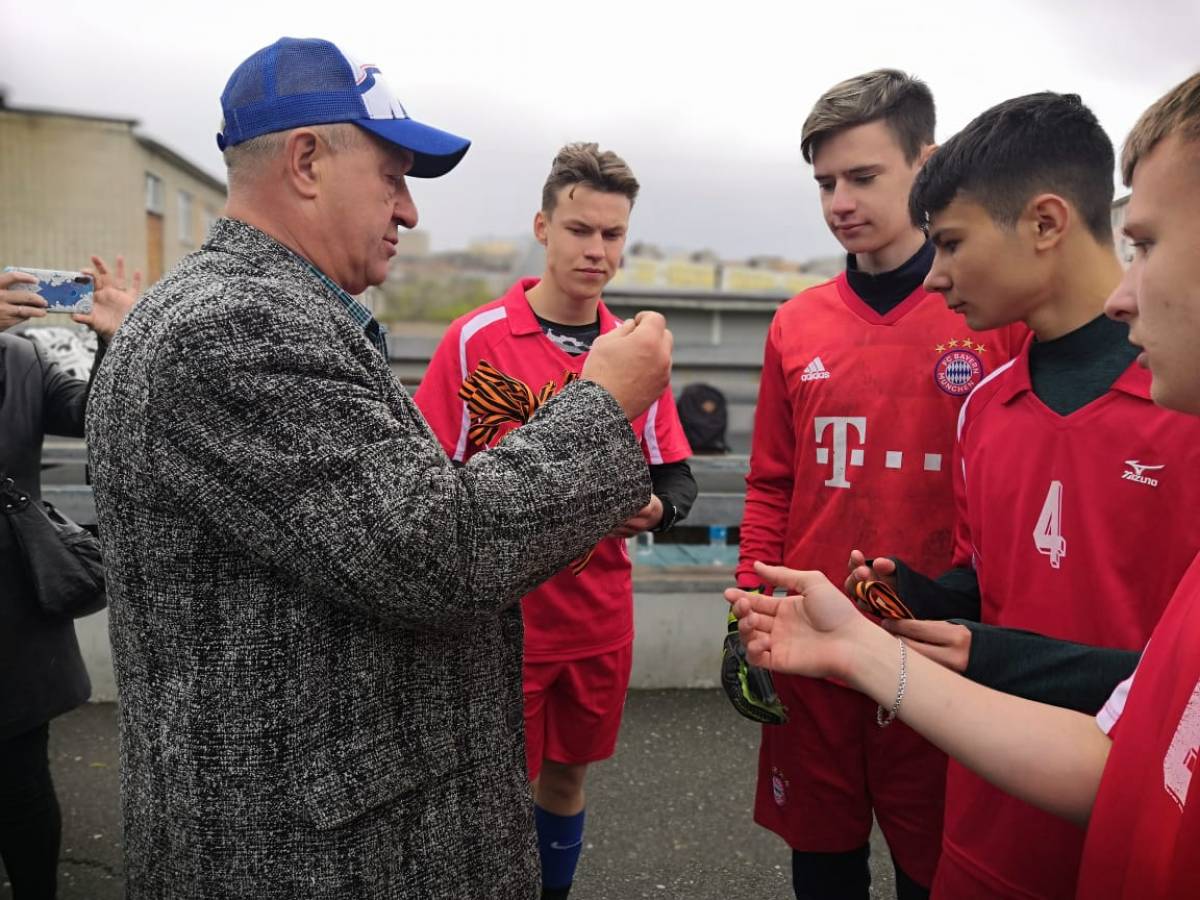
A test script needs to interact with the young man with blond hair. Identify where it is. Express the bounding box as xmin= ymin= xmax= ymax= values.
xmin=416 ymin=142 xmax=695 ymax=900
xmin=728 ymin=72 xmax=1200 ymax=899
xmin=732 ymin=69 xmax=1020 ymax=899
